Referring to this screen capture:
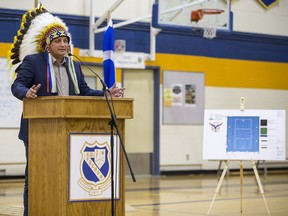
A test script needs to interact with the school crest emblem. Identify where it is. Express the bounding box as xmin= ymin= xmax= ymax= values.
xmin=77 ymin=141 xmax=111 ymax=196
xmin=209 ymin=122 xmax=223 ymax=132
